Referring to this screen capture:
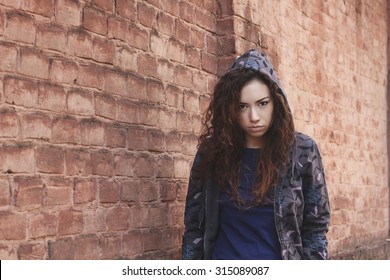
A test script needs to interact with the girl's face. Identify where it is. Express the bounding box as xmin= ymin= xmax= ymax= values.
xmin=237 ymin=79 xmax=274 ymax=148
